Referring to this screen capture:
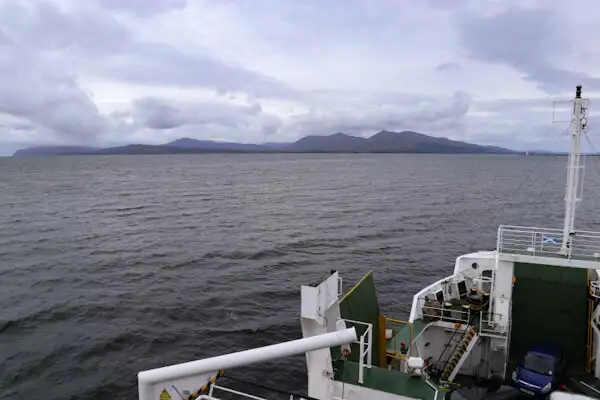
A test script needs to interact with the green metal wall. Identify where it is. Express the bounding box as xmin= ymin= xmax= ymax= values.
xmin=337 ymin=272 xmax=385 ymax=368
xmin=510 ymin=262 xmax=588 ymax=373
